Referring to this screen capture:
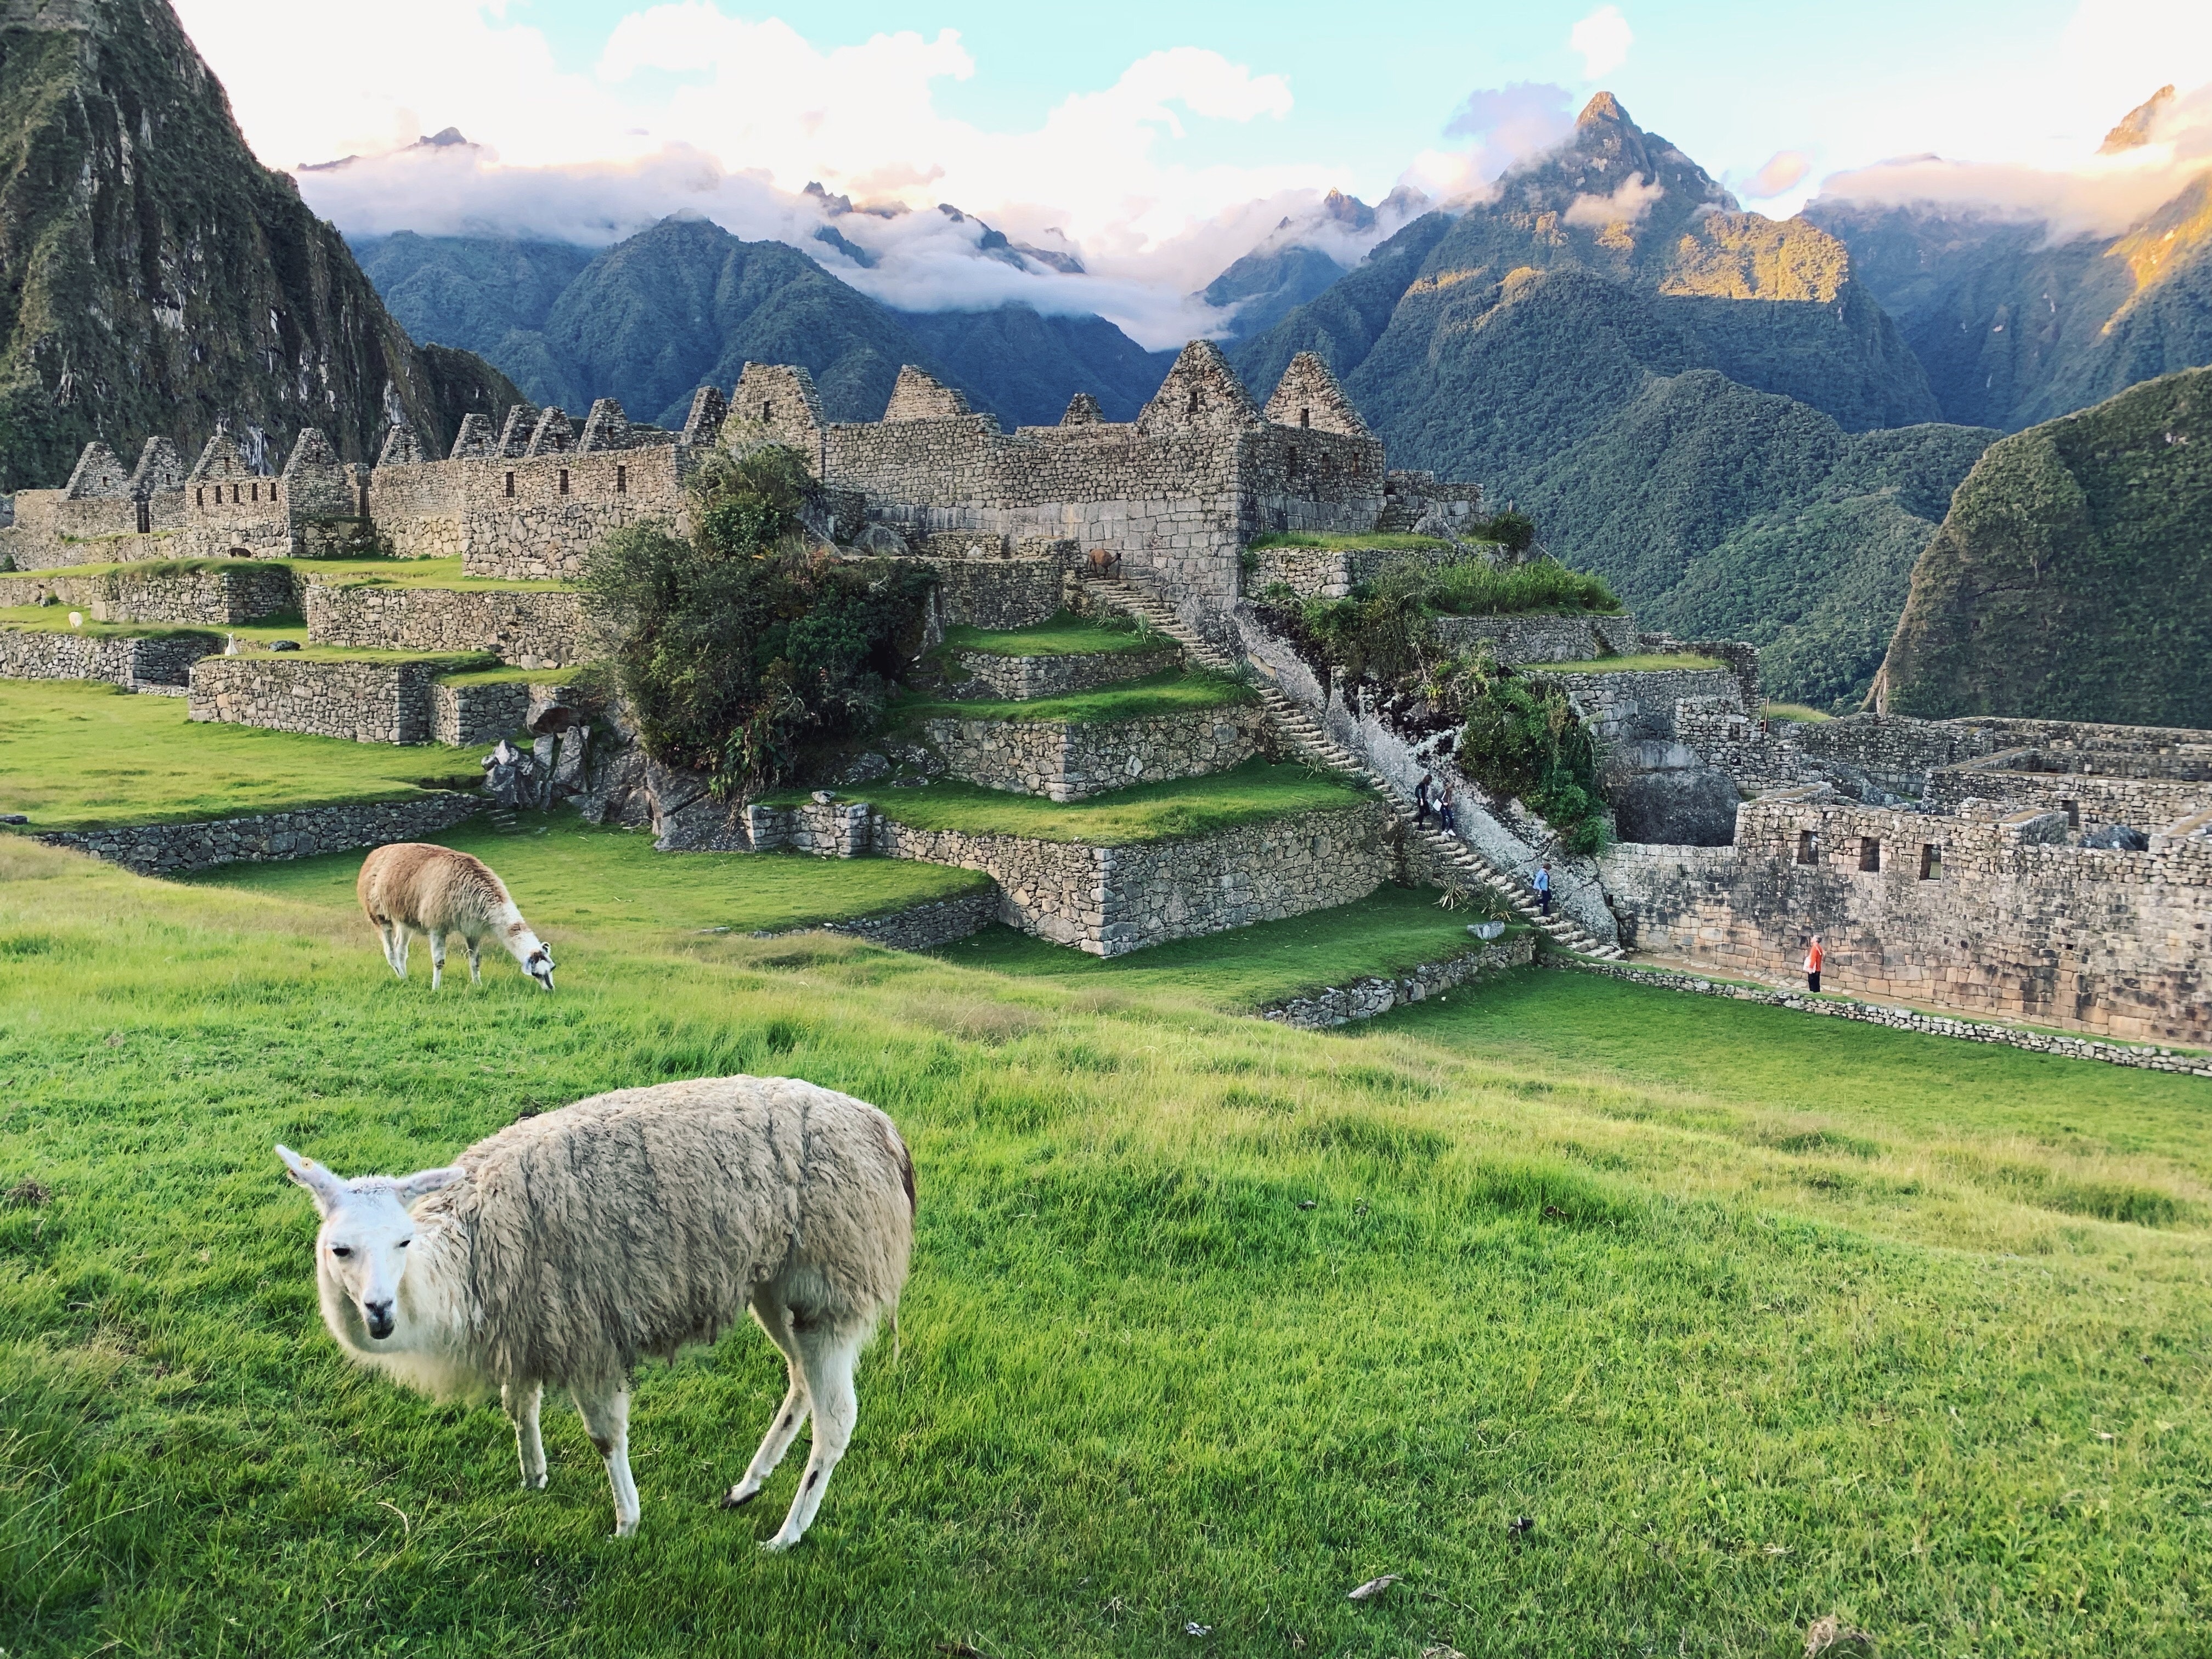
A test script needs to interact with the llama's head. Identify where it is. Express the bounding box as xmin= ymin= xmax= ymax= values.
xmin=276 ymin=1146 xmax=461 ymax=1342
xmin=523 ymin=940 xmax=555 ymax=991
